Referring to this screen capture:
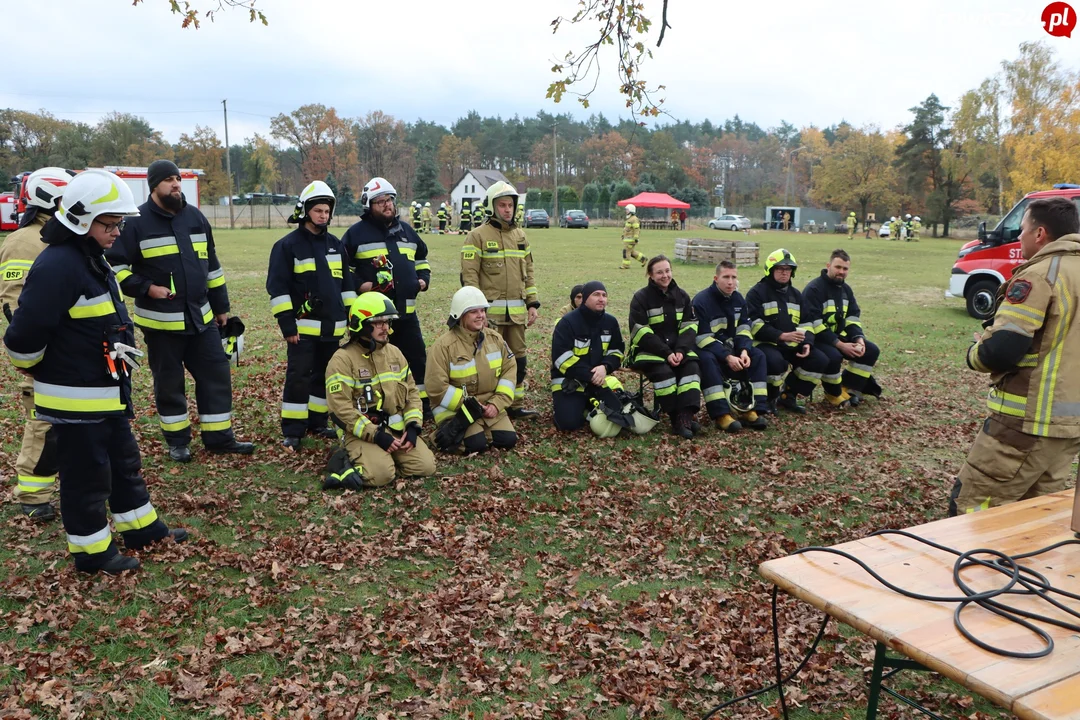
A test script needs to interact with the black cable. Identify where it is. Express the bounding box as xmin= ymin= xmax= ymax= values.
xmin=700 ymin=531 xmax=1080 ymax=719
xmin=700 ymin=587 xmax=830 ymax=720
